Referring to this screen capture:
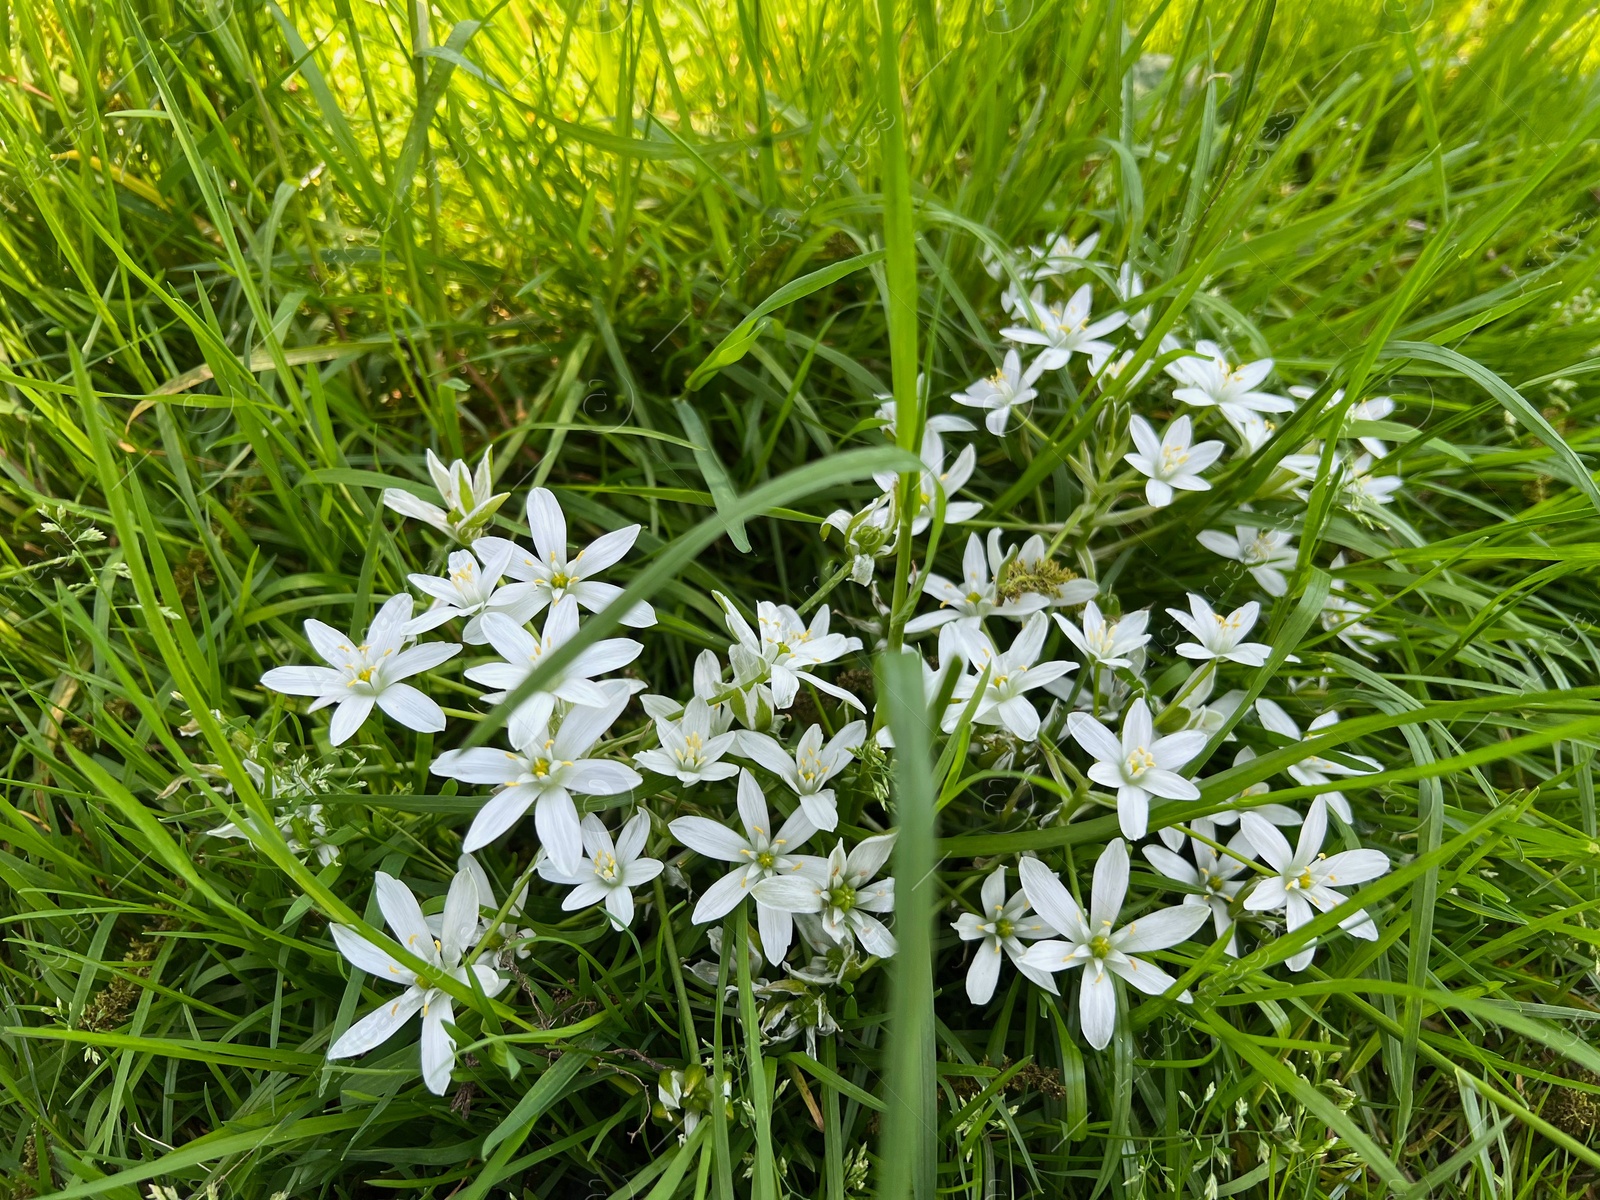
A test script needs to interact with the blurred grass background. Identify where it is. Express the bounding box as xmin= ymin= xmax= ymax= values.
xmin=7 ymin=0 xmax=1600 ymax=1196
